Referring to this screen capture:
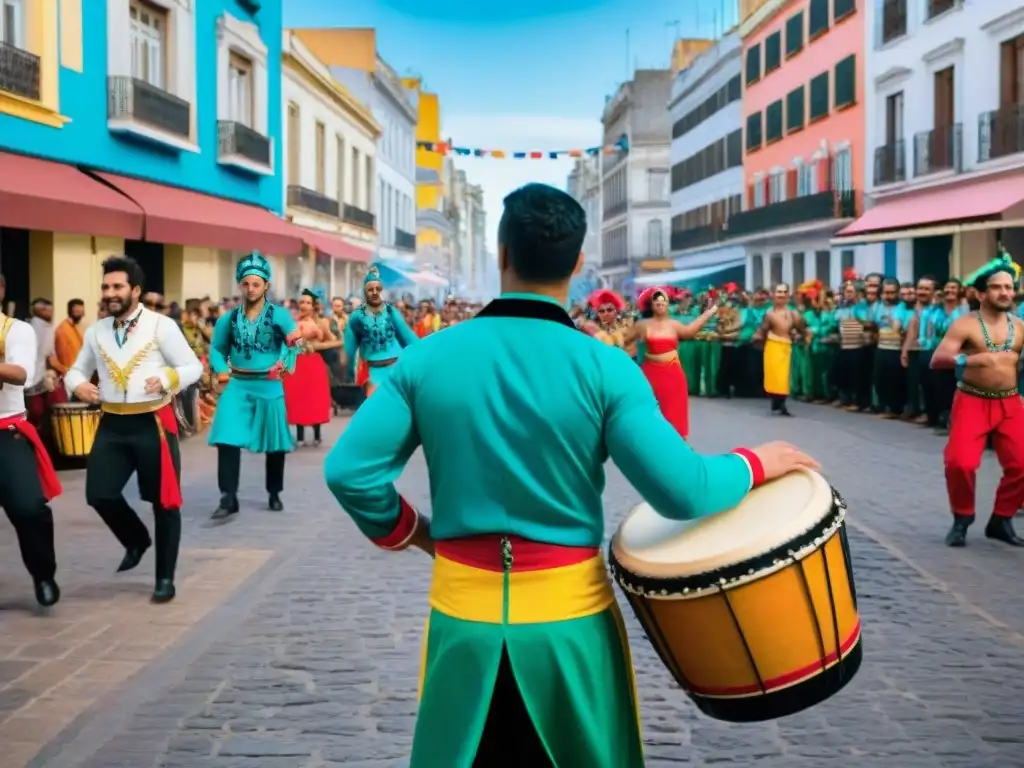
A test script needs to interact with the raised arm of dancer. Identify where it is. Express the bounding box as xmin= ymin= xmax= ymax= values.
xmin=677 ymin=306 xmax=718 ymax=340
